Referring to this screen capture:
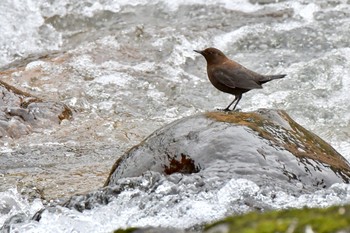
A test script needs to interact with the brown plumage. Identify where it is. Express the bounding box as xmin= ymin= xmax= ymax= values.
xmin=194 ymin=47 xmax=286 ymax=111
